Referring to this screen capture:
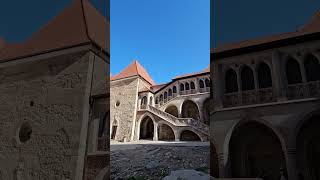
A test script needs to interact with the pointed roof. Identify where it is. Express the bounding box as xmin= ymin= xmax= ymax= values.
xmin=213 ymin=10 xmax=320 ymax=56
xmin=0 ymin=0 xmax=109 ymax=62
xmin=111 ymin=60 xmax=155 ymax=85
